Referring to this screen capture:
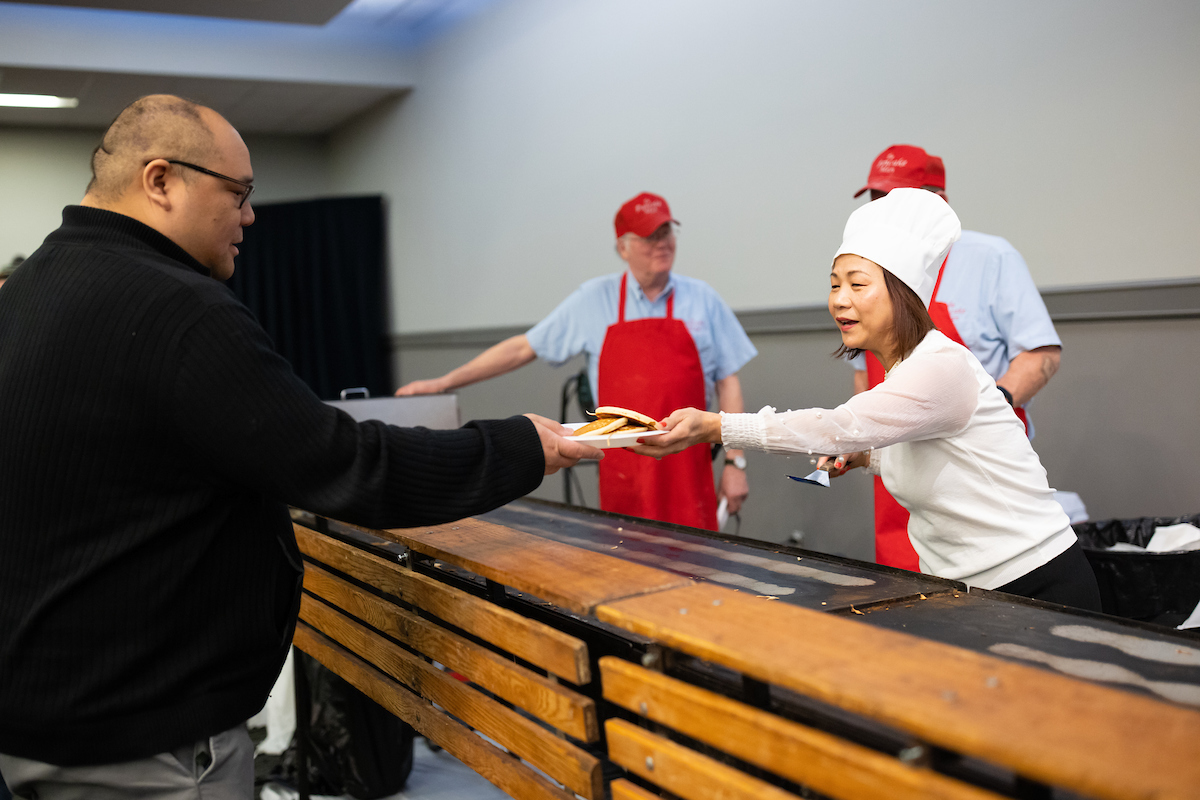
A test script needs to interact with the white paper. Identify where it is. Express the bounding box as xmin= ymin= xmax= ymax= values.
xmin=1146 ymin=523 xmax=1200 ymax=553
xmin=1179 ymin=600 xmax=1200 ymax=631
xmin=717 ymin=497 xmax=729 ymax=530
